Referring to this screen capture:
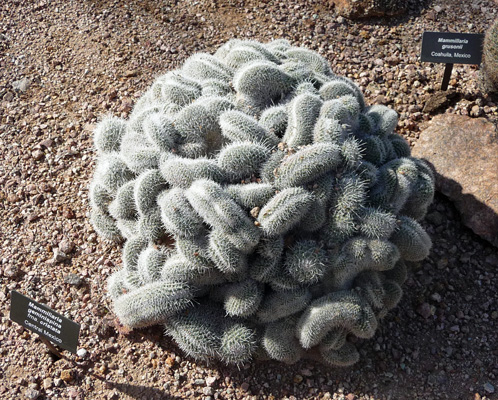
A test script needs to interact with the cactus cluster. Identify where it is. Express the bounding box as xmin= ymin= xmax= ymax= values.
xmin=482 ymin=17 xmax=498 ymax=94
xmin=89 ymin=39 xmax=434 ymax=367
